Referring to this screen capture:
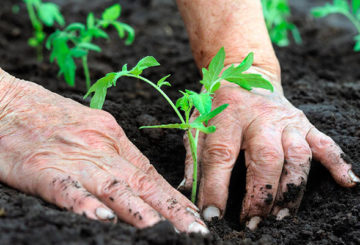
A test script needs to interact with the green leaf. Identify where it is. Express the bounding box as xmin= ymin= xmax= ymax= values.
xmin=354 ymin=35 xmax=360 ymax=51
xmin=77 ymin=42 xmax=101 ymax=52
xmin=353 ymin=0 xmax=360 ymax=14
xmin=200 ymin=47 xmax=225 ymax=92
xmin=65 ymin=23 xmax=85 ymax=32
xmin=87 ymin=13 xmax=95 ymax=29
xmin=186 ymin=90 xmax=212 ymax=116
xmin=70 ymin=47 xmax=87 ymax=58
xmin=38 ymin=3 xmax=65 ymax=26
xmin=62 ymin=55 xmax=76 ymax=86
xmin=224 ymin=74 xmax=274 ymax=92
xmin=189 ymin=122 xmax=216 ymax=134
xmin=90 ymin=28 xmax=109 ymax=39
xmin=84 ymin=72 xmax=117 ymax=109
xmin=157 ymin=74 xmax=171 ymax=88
xmin=176 ymin=92 xmax=191 ymax=112
xmin=311 ymin=1 xmax=347 ymax=18
xmin=221 ymin=52 xmax=254 ymax=80
xmin=140 ymin=123 xmax=188 ymax=130
xmin=112 ymin=22 xmax=135 ymax=45
xmin=129 ymin=56 xmax=160 ymax=76
xmin=28 ymin=37 xmax=38 ymax=47
xmin=102 ymin=4 xmax=121 ymax=21
xmin=193 ymin=104 xmax=228 ymax=124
